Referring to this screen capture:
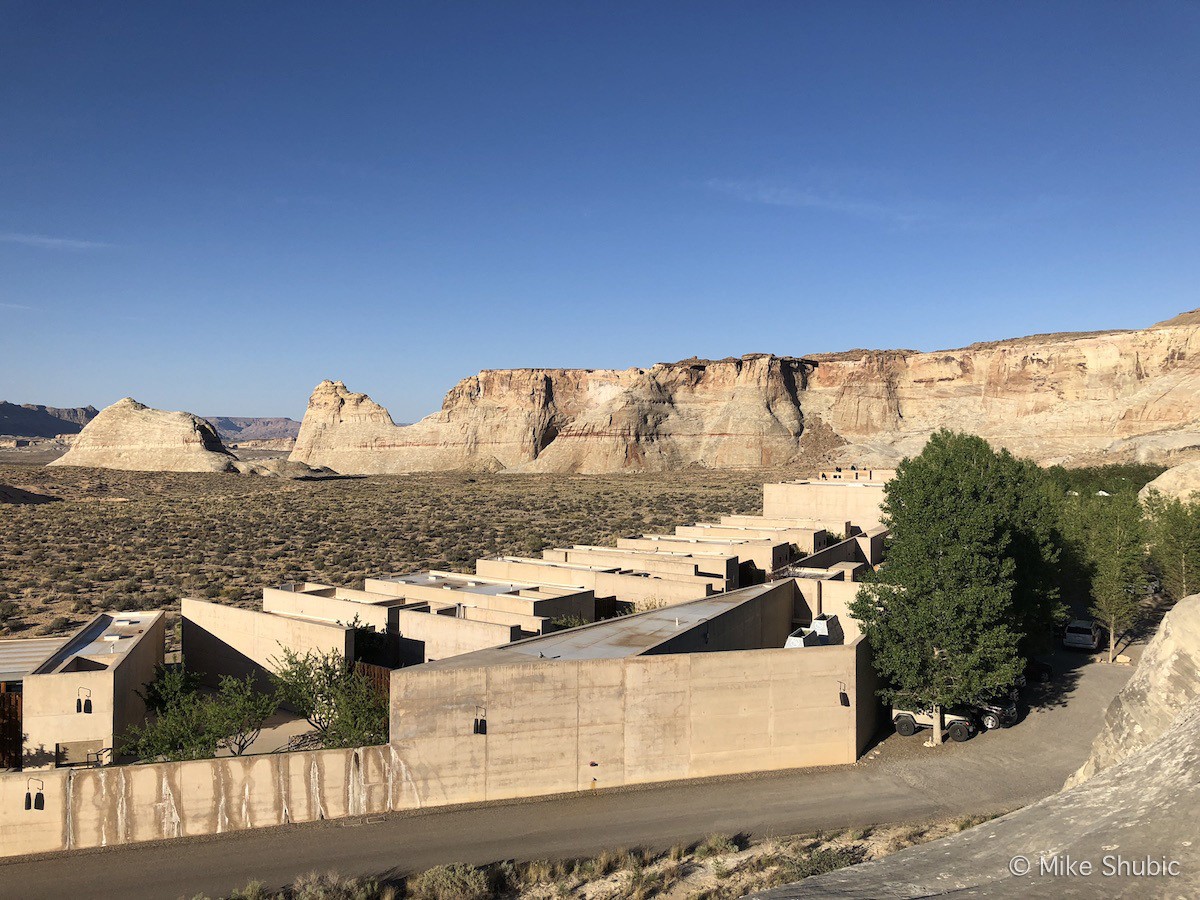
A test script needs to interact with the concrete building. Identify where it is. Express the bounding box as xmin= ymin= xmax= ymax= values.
xmin=182 ymin=574 xmax=597 ymax=681
xmin=0 ymin=612 xmax=164 ymax=771
xmin=763 ymin=475 xmax=890 ymax=531
xmin=389 ymin=578 xmax=879 ymax=804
